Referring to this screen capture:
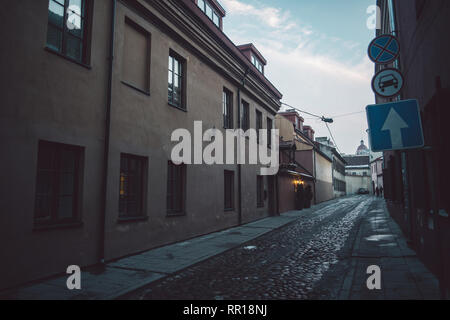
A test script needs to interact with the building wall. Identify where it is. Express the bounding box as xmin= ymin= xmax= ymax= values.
xmin=0 ymin=0 xmax=111 ymax=290
xmin=371 ymin=158 xmax=384 ymax=190
xmin=295 ymin=150 xmax=314 ymax=176
xmin=345 ymin=169 xmax=372 ymax=195
xmin=316 ymin=141 xmax=346 ymax=199
xmin=315 ymin=153 xmax=333 ymax=203
xmin=0 ymin=0 xmax=281 ymax=289
xmin=379 ymin=0 xmax=450 ymax=292
xmin=333 ymin=158 xmax=347 ymax=198
xmin=275 ymin=114 xmax=296 ymax=146
xmin=276 ymin=114 xmax=316 ymax=212
xmin=278 ymin=174 xmax=296 ymax=214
